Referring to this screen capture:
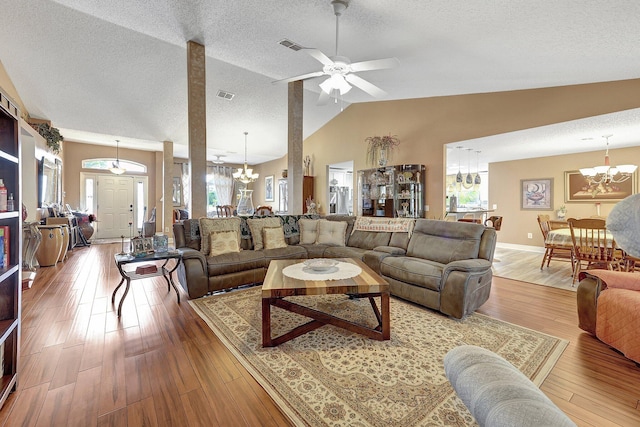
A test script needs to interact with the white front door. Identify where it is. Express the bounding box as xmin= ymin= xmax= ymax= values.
xmin=96 ymin=175 xmax=134 ymax=239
